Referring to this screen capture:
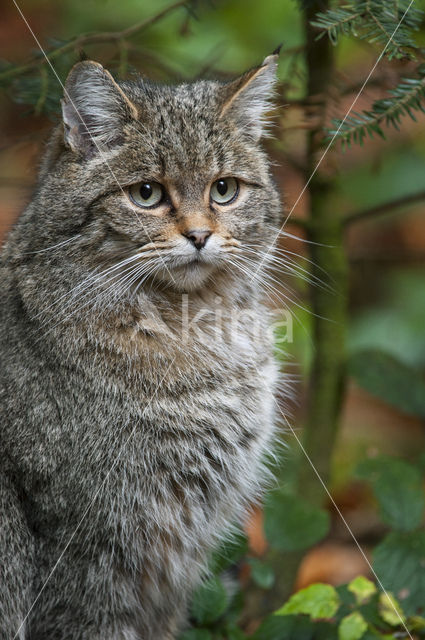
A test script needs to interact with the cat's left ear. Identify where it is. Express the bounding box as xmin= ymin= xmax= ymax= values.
xmin=219 ymin=51 xmax=279 ymax=141
xmin=61 ymin=60 xmax=138 ymax=156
